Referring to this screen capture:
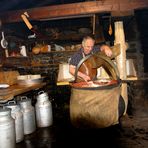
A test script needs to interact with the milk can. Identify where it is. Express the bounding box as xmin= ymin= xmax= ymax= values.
xmin=35 ymin=91 xmax=53 ymax=127
xmin=5 ymin=101 xmax=24 ymax=143
xmin=19 ymin=96 xmax=36 ymax=135
xmin=0 ymin=107 xmax=16 ymax=148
